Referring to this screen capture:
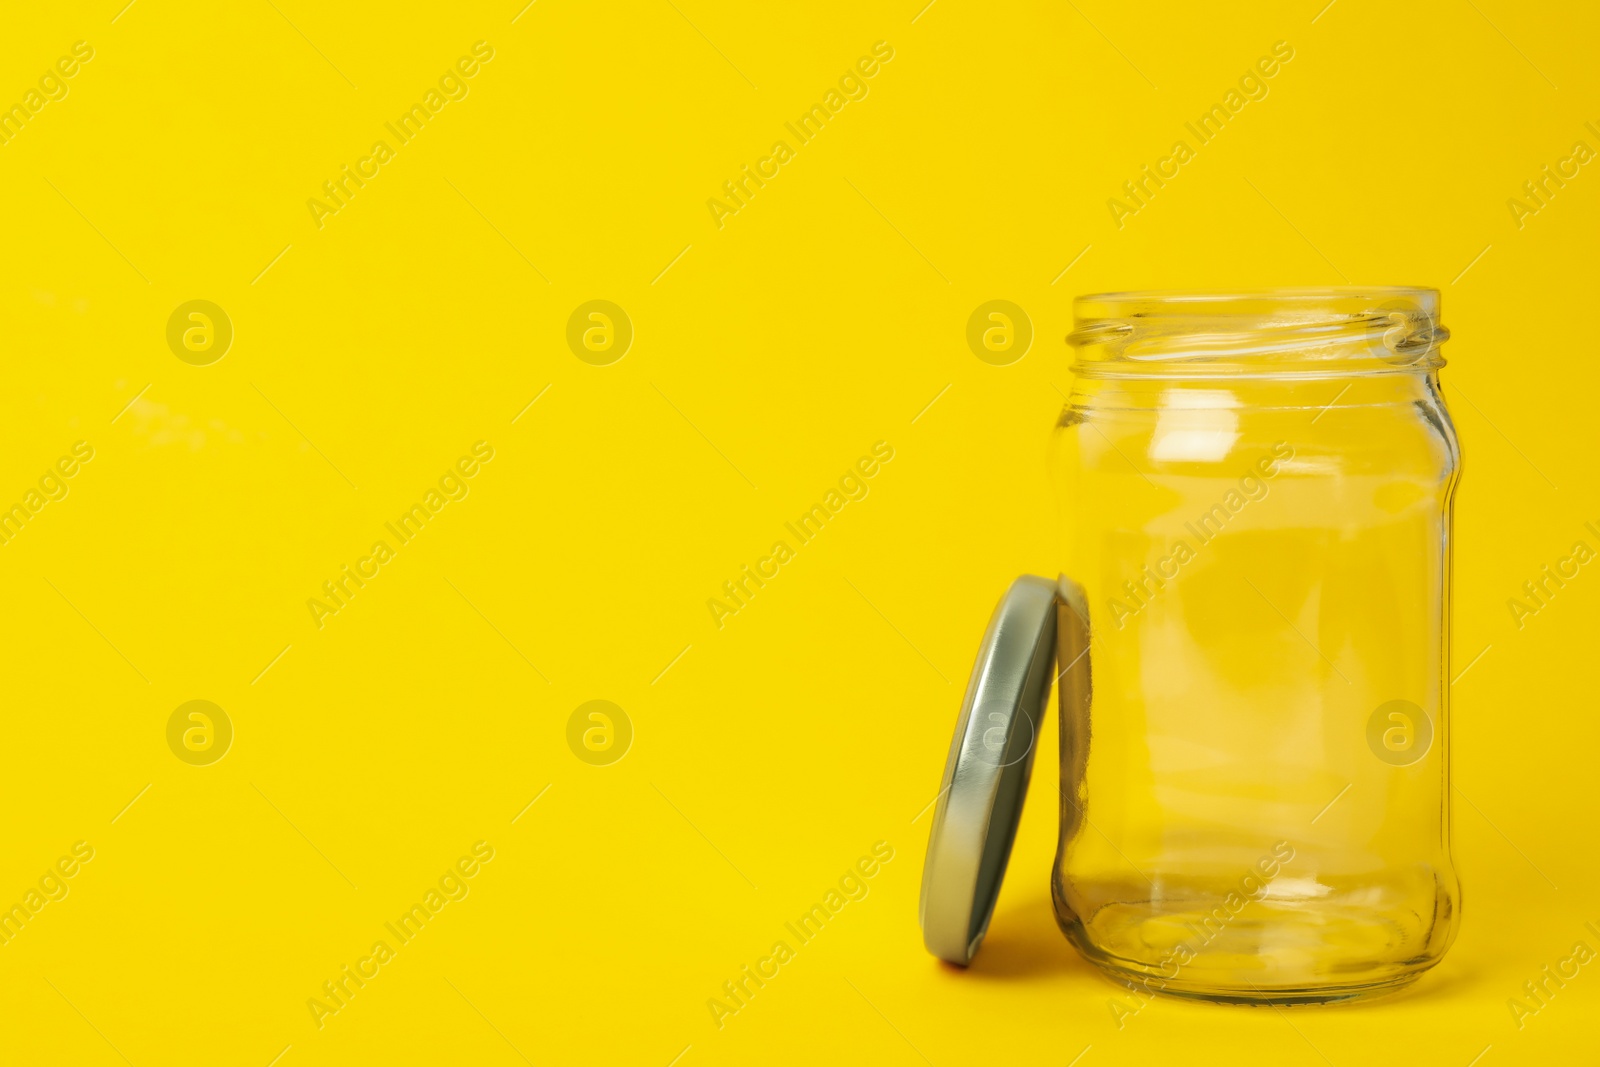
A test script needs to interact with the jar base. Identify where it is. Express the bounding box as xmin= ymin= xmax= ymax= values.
xmin=1057 ymin=901 xmax=1446 ymax=1006
xmin=1081 ymin=952 xmax=1428 ymax=1005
